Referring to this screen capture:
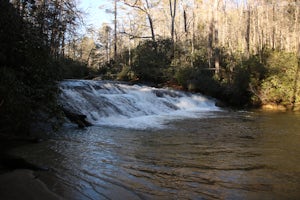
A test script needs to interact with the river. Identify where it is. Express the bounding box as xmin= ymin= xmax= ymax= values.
xmin=11 ymin=111 xmax=300 ymax=200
